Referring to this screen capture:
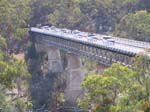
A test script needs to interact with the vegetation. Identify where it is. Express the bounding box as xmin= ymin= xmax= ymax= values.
xmin=0 ymin=0 xmax=150 ymax=111
xmin=115 ymin=10 xmax=150 ymax=41
xmin=78 ymin=61 xmax=150 ymax=112
xmin=0 ymin=36 xmax=31 ymax=111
